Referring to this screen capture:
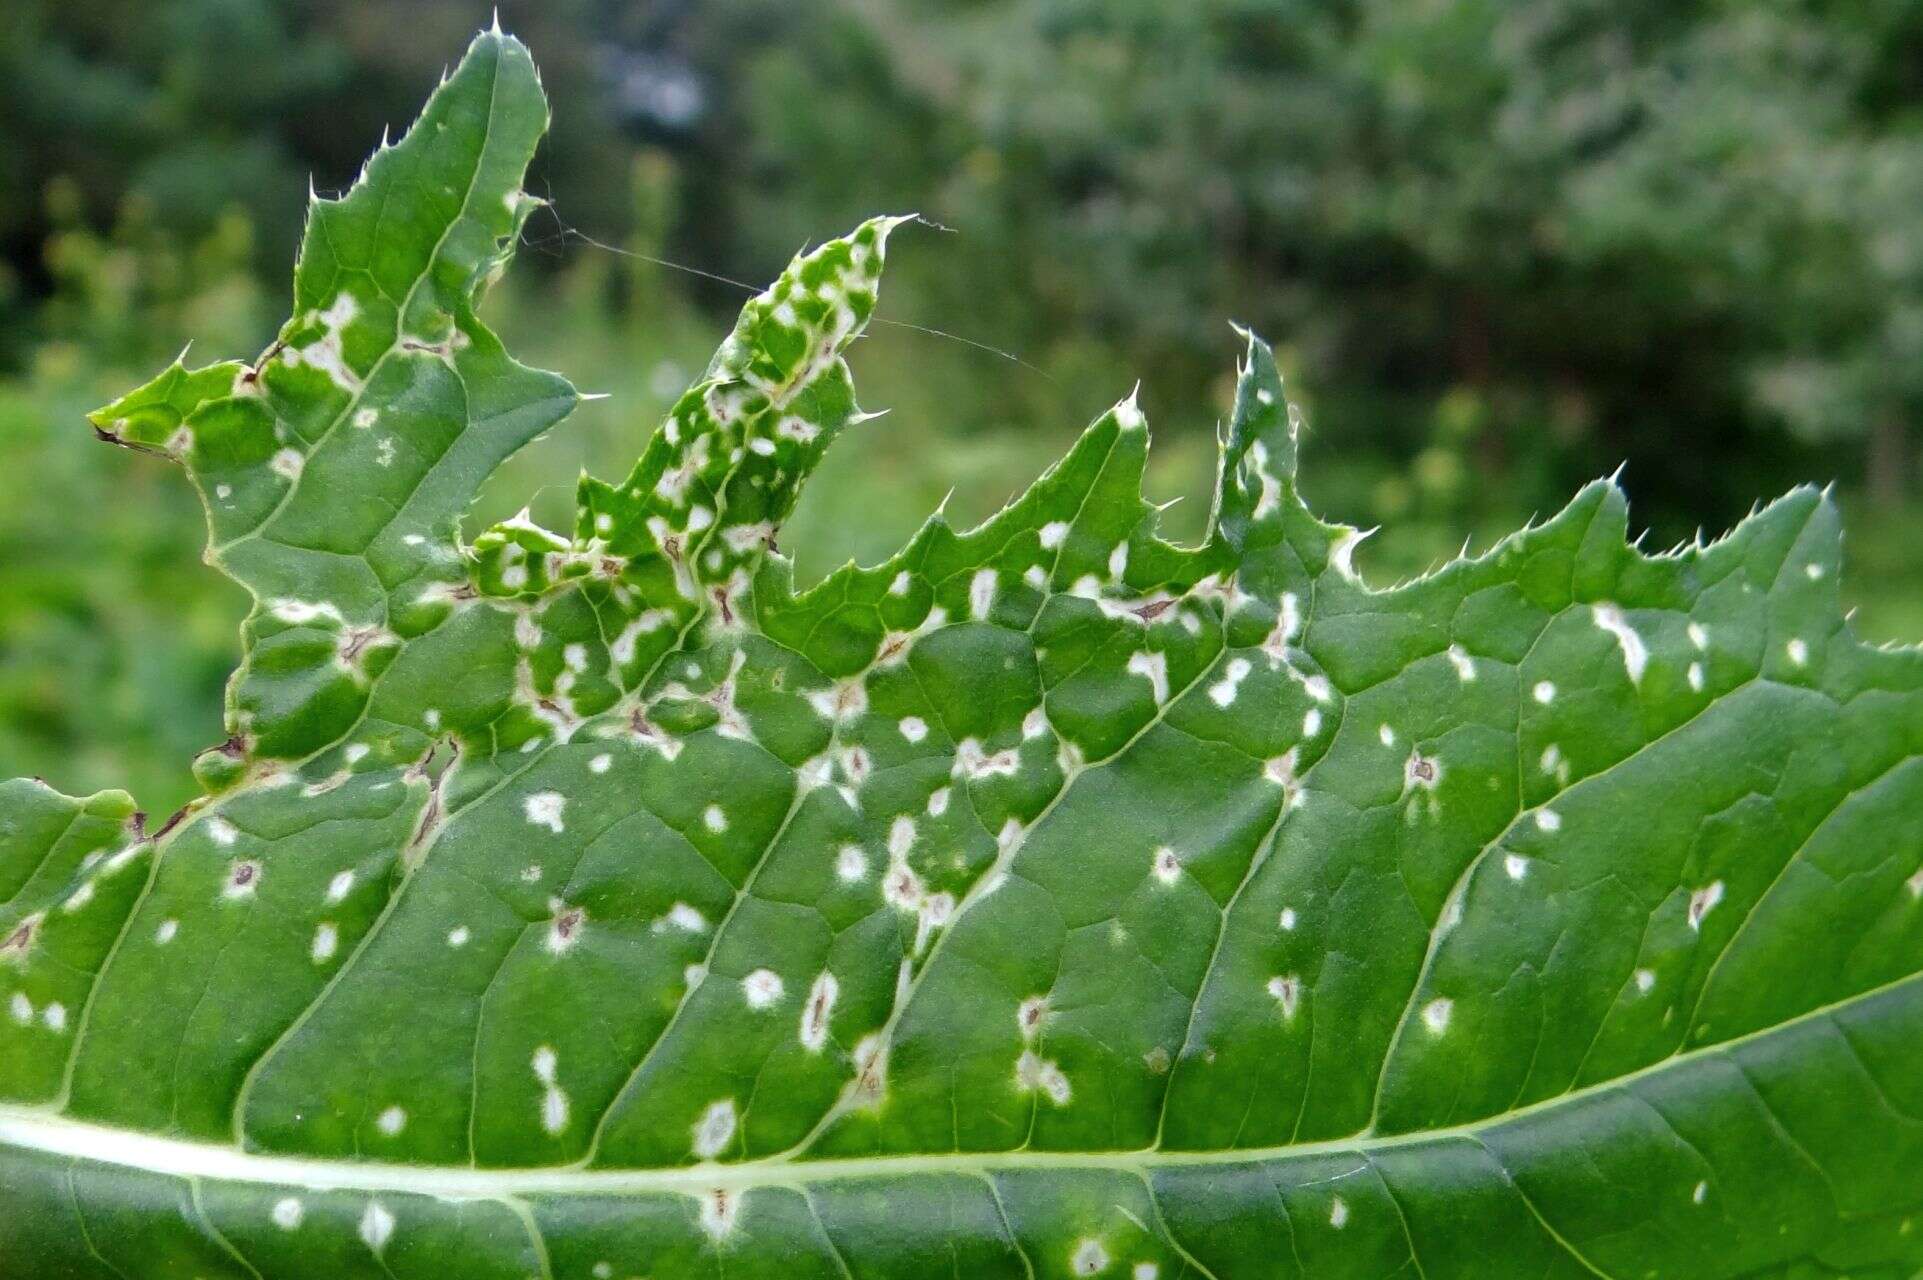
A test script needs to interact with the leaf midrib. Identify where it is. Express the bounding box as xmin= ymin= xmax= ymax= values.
xmin=7 ymin=965 xmax=1911 ymax=1195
